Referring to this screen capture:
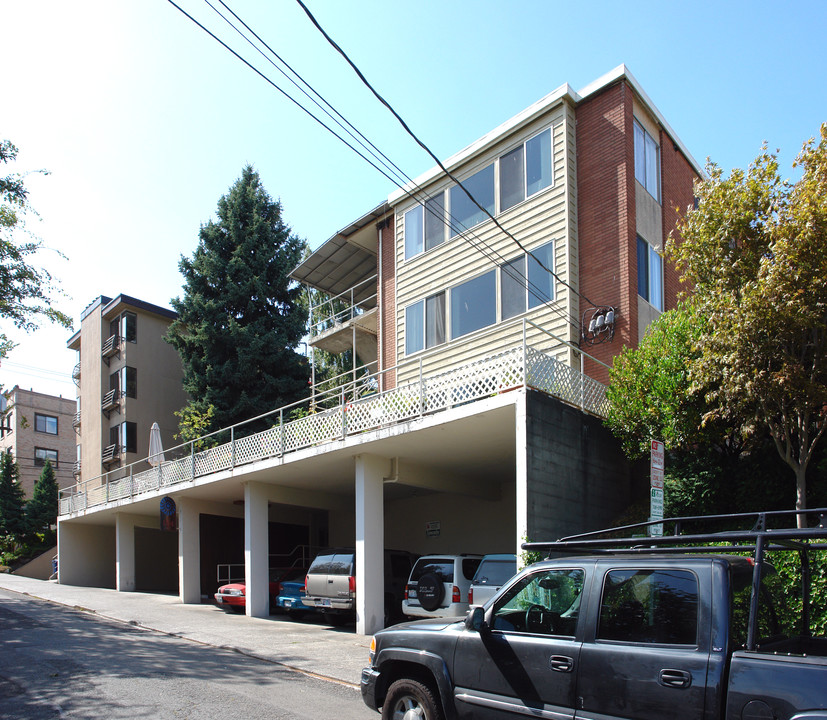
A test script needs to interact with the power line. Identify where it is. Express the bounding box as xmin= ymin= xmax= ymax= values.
xmin=294 ymin=0 xmax=602 ymax=312
xmin=200 ymin=1 xmax=579 ymax=333
xmin=168 ymin=0 xmax=581 ymax=333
